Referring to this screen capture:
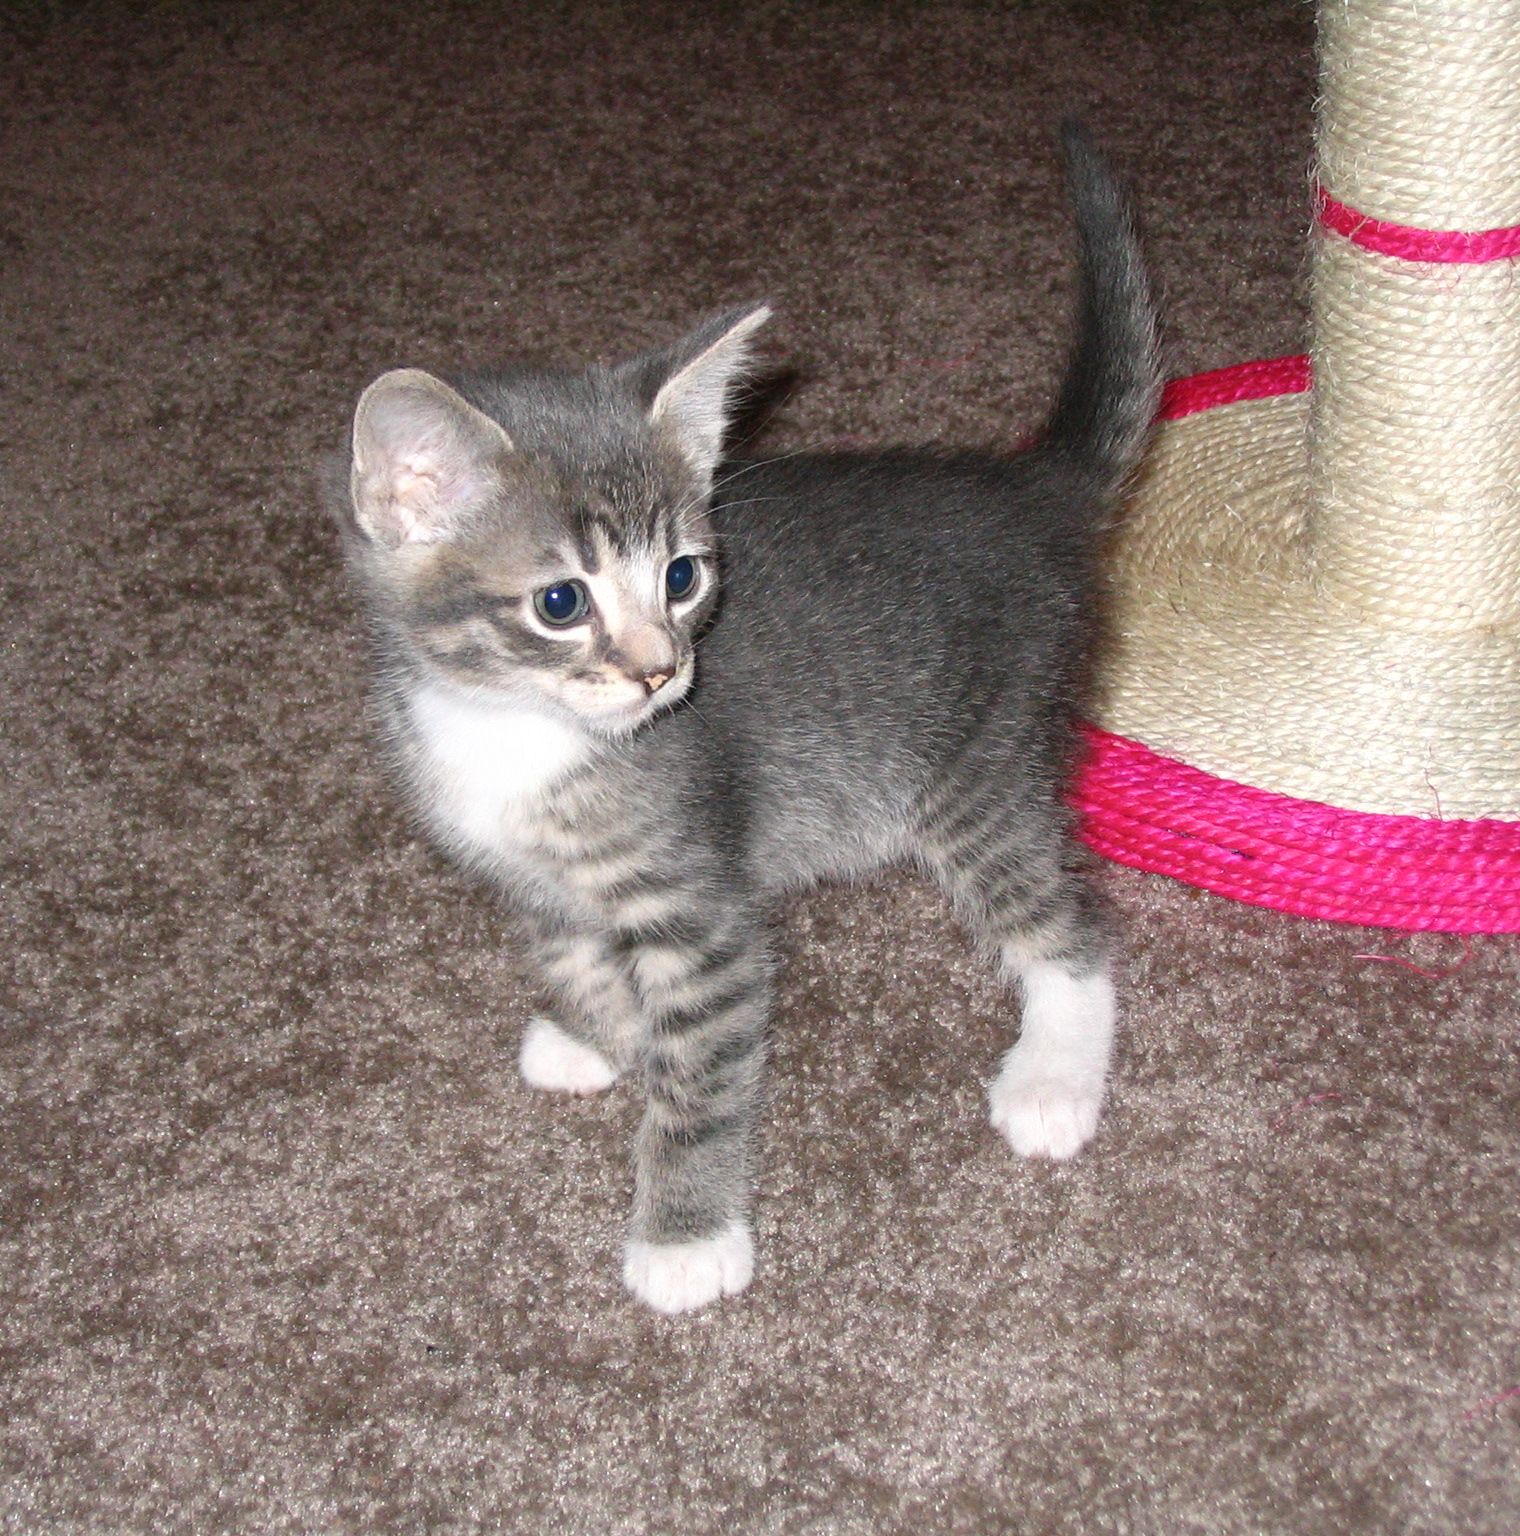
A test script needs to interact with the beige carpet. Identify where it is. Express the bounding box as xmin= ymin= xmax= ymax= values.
xmin=3 ymin=2 xmax=1516 ymax=1531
